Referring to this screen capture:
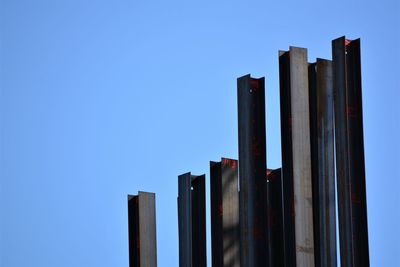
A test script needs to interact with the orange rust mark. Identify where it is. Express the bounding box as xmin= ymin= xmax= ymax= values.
xmin=346 ymin=106 xmax=357 ymax=117
xmin=351 ymin=192 xmax=361 ymax=204
xmin=218 ymin=203 xmax=223 ymax=216
xmin=250 ymin=79 xmax=260 ymax=91
xmin=252 ymin=141 xmax=260 ymax=156
xmin=222 ymin=158 xmax=237 ymax=168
